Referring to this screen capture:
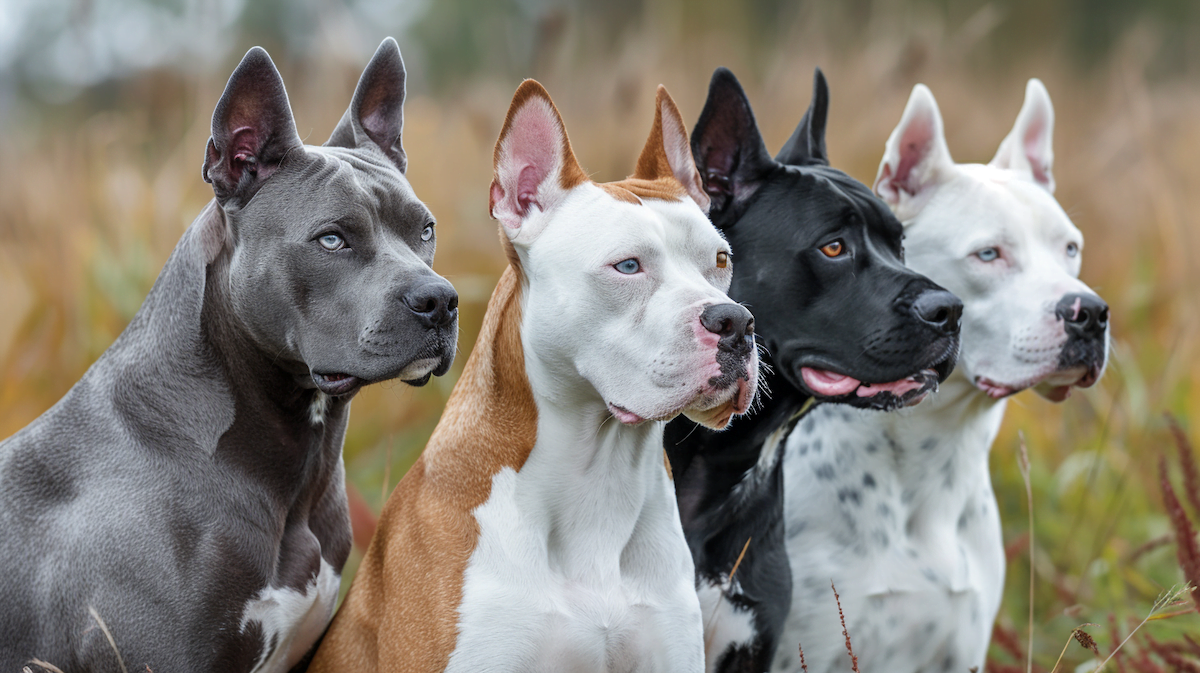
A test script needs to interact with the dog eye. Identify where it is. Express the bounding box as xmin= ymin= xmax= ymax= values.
xmin=976 ymin=247 xmax=1000 ymax=262
xmin=421 ymin=224 xmax=435 ymax=242
xmin=1066 ymin=242 xmax=1079 ymax=258
xmin=716 ymin=251 xmax=729 ymax=269
xmin=819 ymin=240 xmax=845 ymax=258
xmin=614 ymin=258 xmax=641 ymax=275
xmin=318 ymin=233 xmax=345 ymax=251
